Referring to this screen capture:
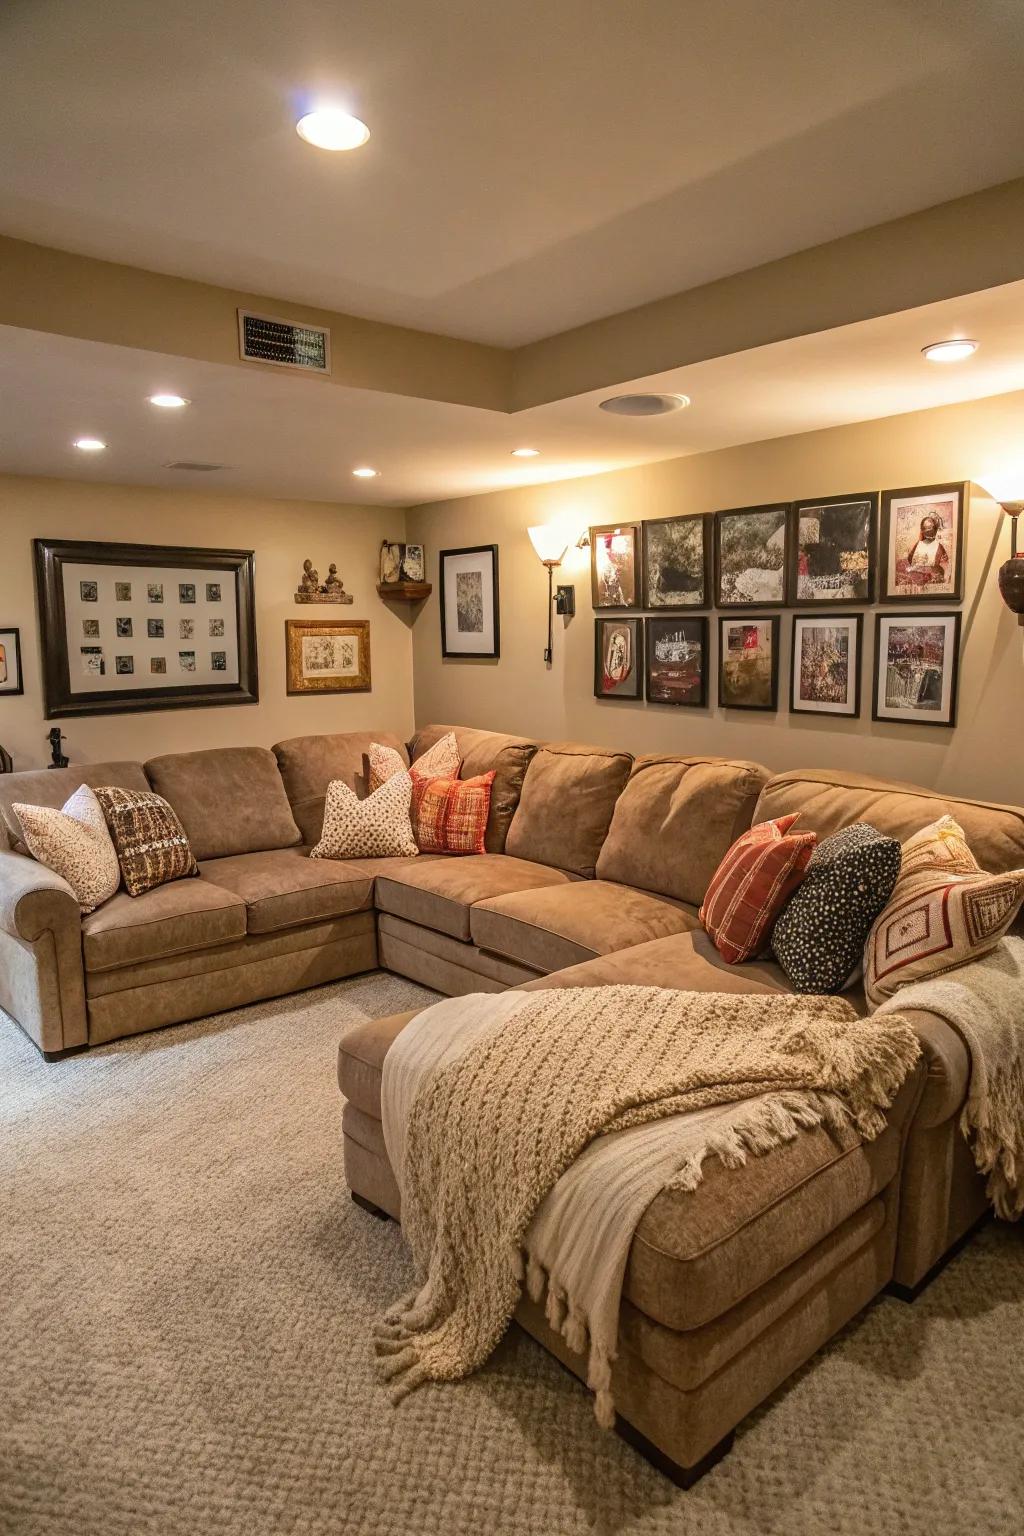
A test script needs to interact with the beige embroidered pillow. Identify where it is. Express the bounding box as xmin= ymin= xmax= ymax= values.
xmin=14 ymin=785 xmax=121 ymax=913
xmin=94 ymin=786 xmax=199 ymax=897
xmin=311 ymin=772 xmax=418 ymax=860
xmin=368 ymin=732 xmax=460 ymax=794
